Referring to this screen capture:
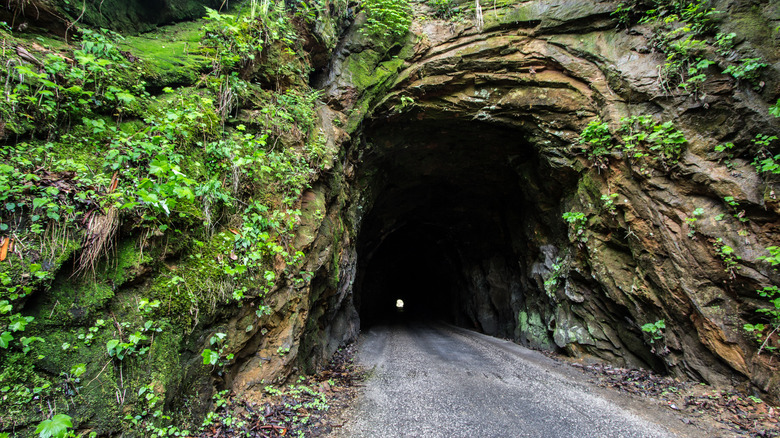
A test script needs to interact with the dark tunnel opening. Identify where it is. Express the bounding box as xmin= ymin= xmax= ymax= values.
xmin=339 ymin=113 xmax=668 ymax=372
xmin=351 ymin=117 xmax=576 ymax=339
xmin=357 ymin=222 xmax=461 ymax=326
